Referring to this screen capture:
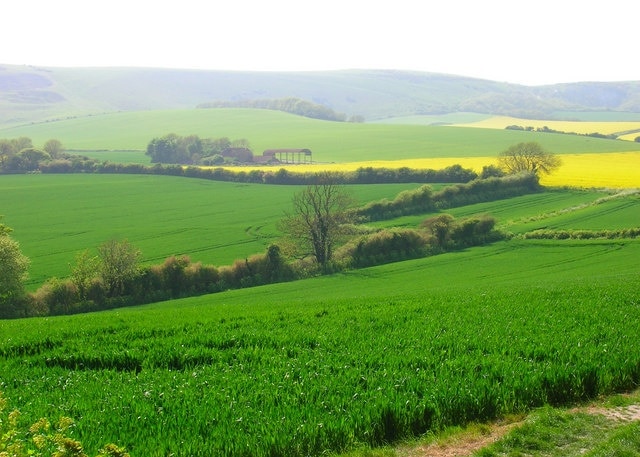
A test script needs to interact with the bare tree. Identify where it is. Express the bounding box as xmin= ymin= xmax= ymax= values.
xmin=498 ymin=142 xmax=561 ymax=176
xmin=279 ymin=177 xmax=354 ymax=270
